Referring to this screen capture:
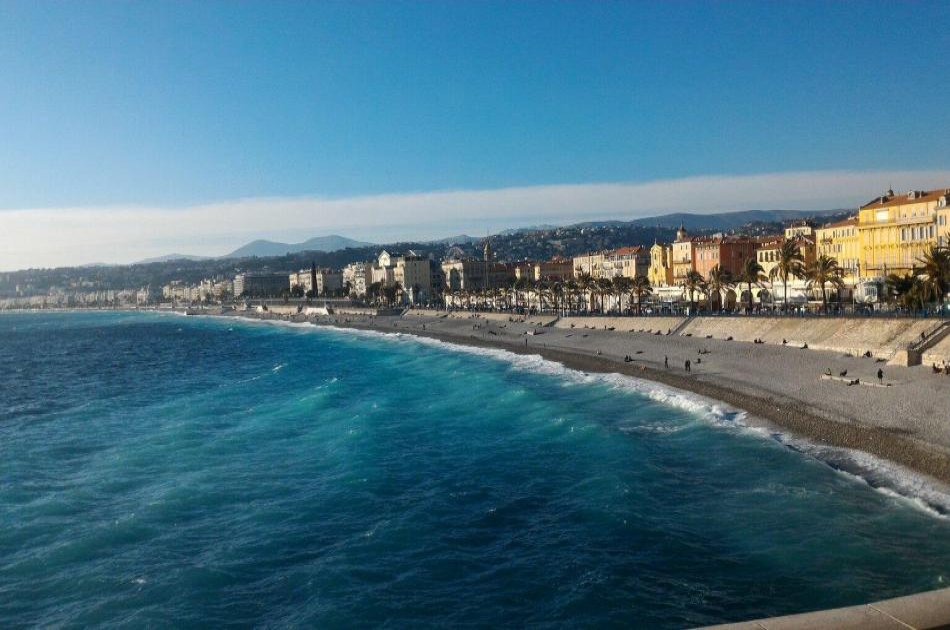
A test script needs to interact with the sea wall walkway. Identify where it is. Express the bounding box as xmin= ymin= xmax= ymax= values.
xmin=702 ymin=586 xmax=950 ymax=629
